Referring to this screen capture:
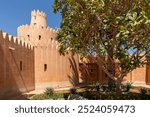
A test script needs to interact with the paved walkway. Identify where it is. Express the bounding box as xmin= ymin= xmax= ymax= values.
xmin=24 ymin=85 xmax=83 ymax=95
xmin=3 ymin=83 xmax=150 ymax=100
xmin=132 ymin=83 xmax=150 ymax=88
xmin=25 ymin=87 xmax=71 ymax=95
xmin=24 ymin=83 xmax=88 ymax=95
xmin=25 ymin=83 xmax=150 ymax=95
